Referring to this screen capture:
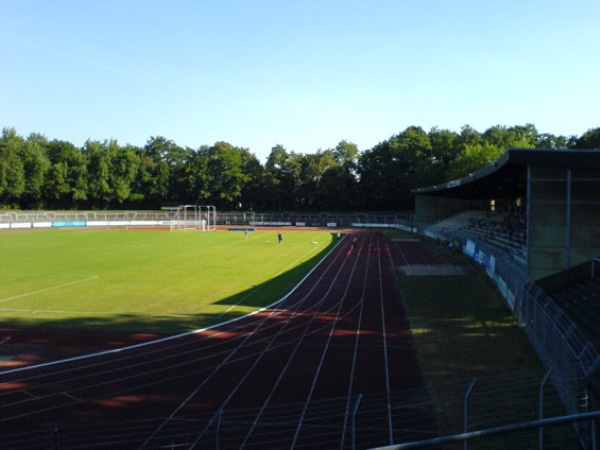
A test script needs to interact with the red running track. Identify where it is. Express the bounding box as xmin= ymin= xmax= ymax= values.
xmin=0 ymin=232 xmax=444 ymax=449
